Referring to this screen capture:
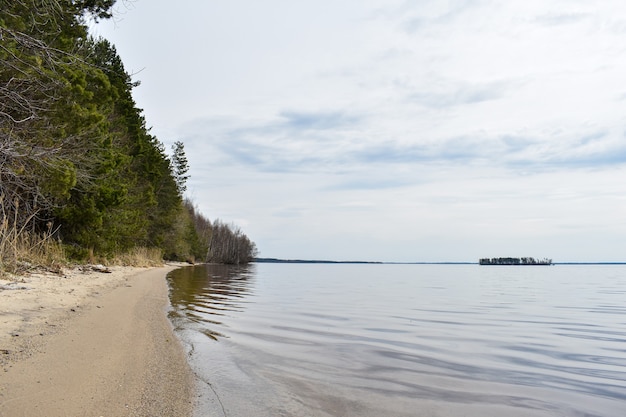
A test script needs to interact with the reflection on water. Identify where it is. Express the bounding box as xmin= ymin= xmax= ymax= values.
xmin=168 ymin=264 xmax=626 ymax=417
xmin=168 ymin=264 xmax=254 ymax=340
